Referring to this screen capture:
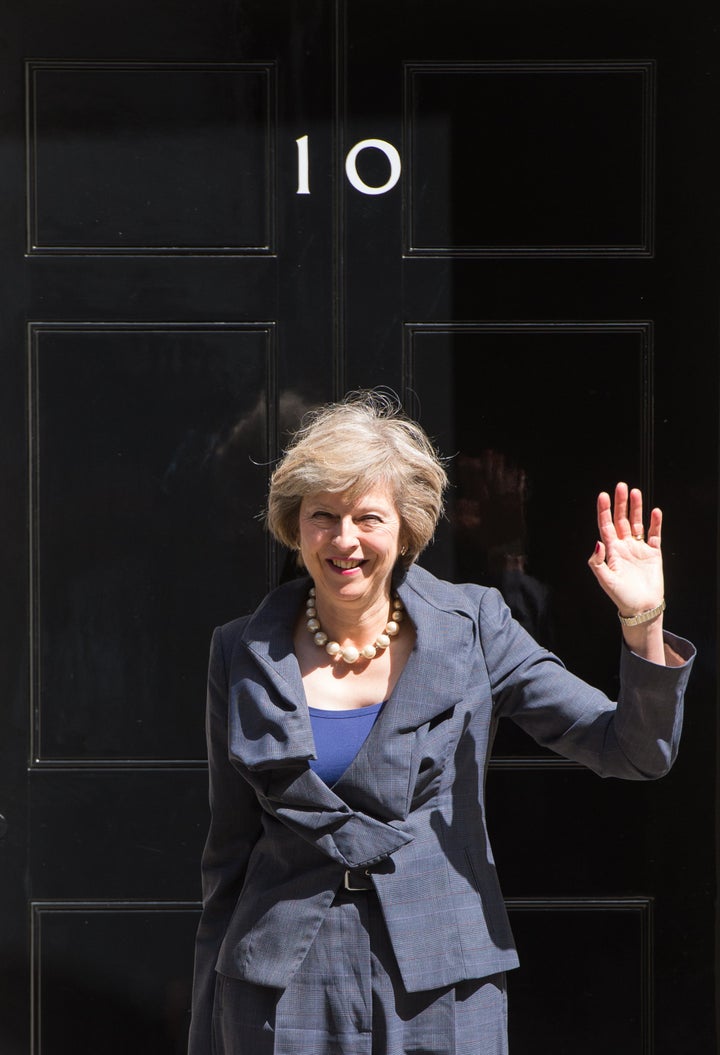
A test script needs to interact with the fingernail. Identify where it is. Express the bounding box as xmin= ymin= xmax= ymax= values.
xmin=594 ymin=541 xmax=601 ymax=554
